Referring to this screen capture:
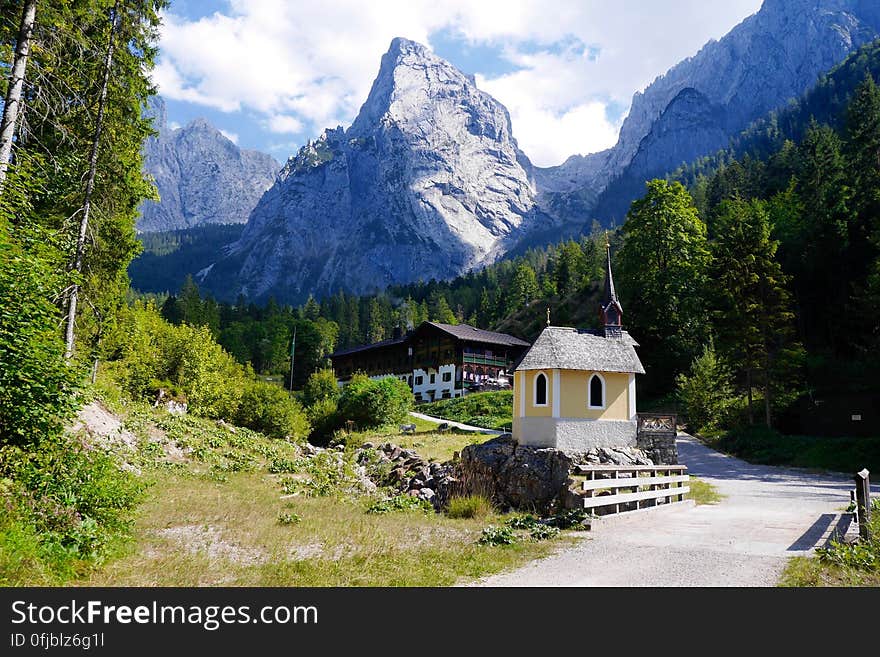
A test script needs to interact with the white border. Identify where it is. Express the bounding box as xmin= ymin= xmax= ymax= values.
xmin=533 ymin=371 xmax=549 ymax=407
xmin=588 ymin=372 xmax=606 ymax=409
